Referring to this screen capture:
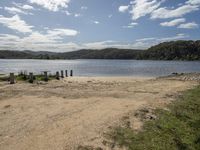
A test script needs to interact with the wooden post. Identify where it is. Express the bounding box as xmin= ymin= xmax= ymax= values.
xmin=56 ymin=71 xmax=60 ymax=80
xmin=65 ymin=70 xmax=68 ymax=77
xmin=44 ymin=71 xmax=48 ymax=82
xmin=10 ymin=73 xmax=15 ymax=84
xmin=29 ymin=72 xmax=34 ymax=83
xmin=61 ymin=70 xmax=64 ymax=78
xmin=23 ymin=70 xmax=27 ymax=80
xmin=70 ymin=70 xmax=73 ymax=77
